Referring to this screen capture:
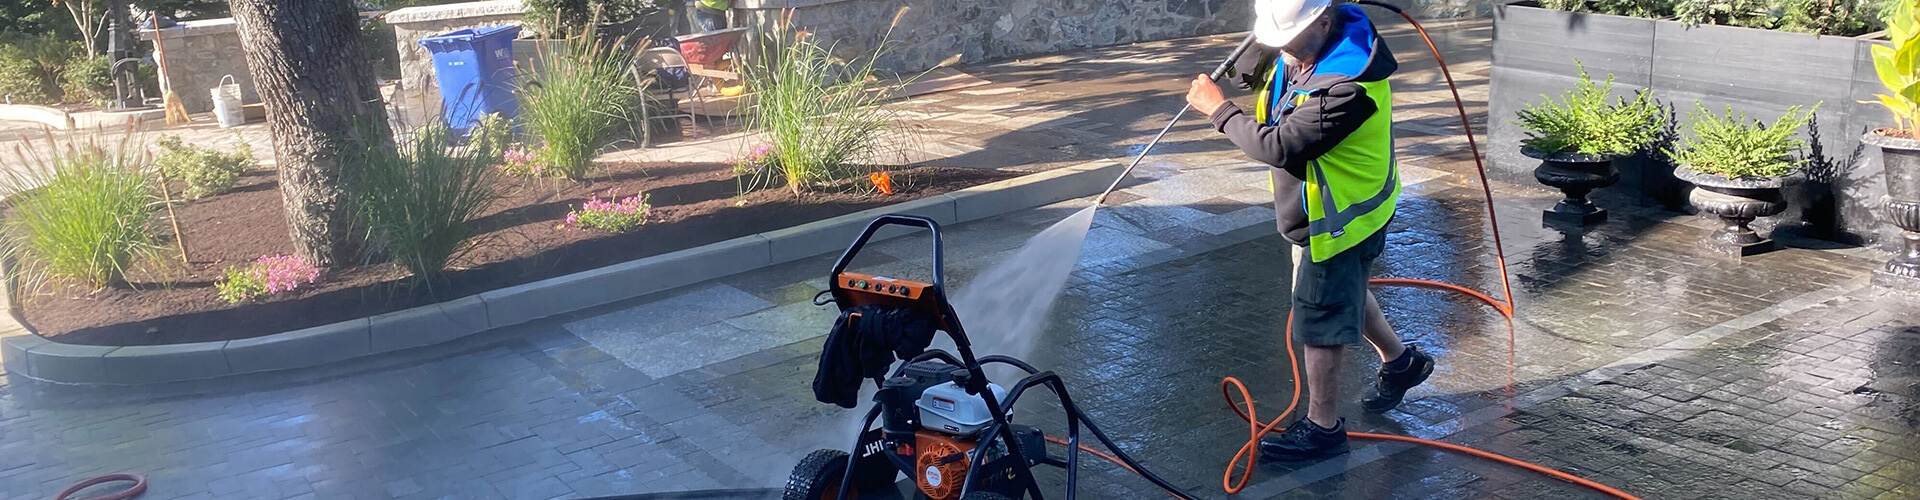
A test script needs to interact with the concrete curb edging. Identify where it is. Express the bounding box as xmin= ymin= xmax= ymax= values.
xmin=0 ymin=159 xmax=1127 ymax=385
